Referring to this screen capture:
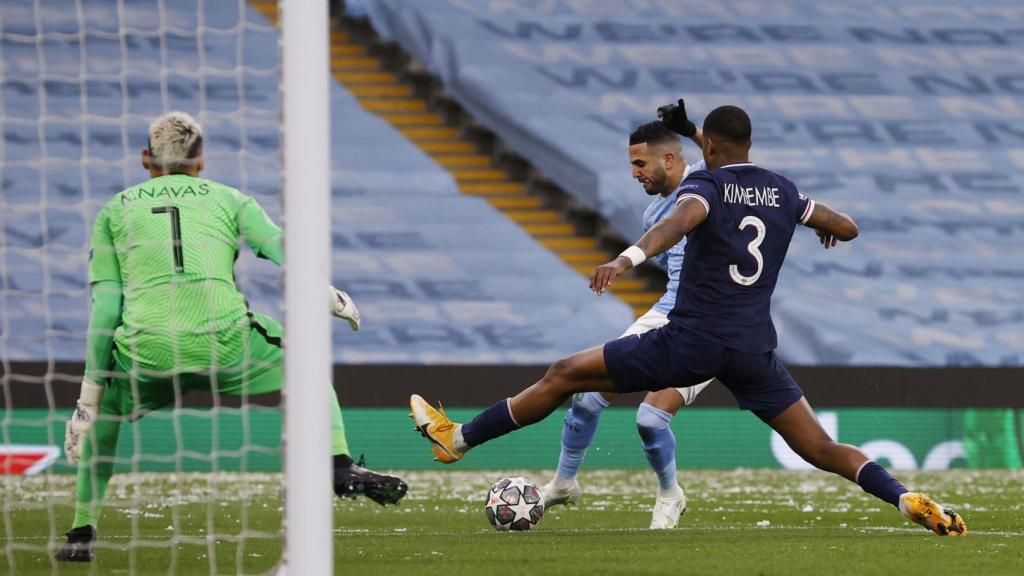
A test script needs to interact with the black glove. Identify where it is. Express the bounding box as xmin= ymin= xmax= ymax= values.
xmin=657 ymin=98 xmax=697 ymax=138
